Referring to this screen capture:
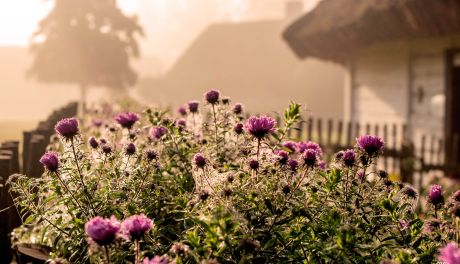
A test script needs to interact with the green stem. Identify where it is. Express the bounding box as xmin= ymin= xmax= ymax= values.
xmin=70 ymin=138 xmax=97 ymax=216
